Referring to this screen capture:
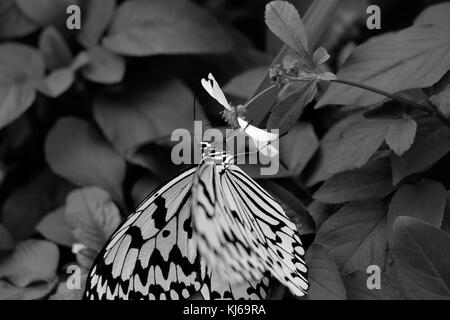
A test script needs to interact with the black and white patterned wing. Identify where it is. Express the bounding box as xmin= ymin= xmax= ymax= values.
xmin=192 ymin=163 xmax=308 ymax=297
xmin=84 ymin=167 xmax=202 ymax=300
